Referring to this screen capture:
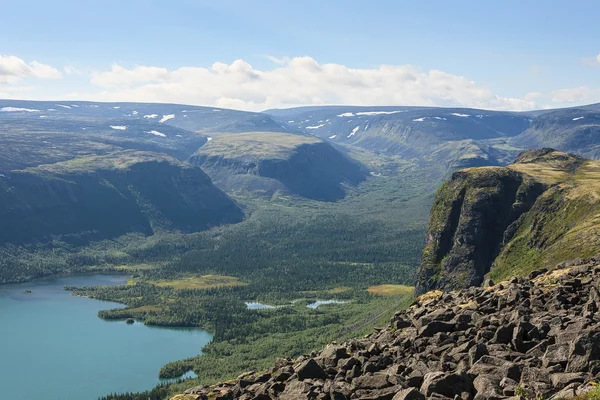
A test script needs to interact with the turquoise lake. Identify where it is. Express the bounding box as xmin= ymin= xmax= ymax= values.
xmin=0 ymin=275 xmax=213 ymax=400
